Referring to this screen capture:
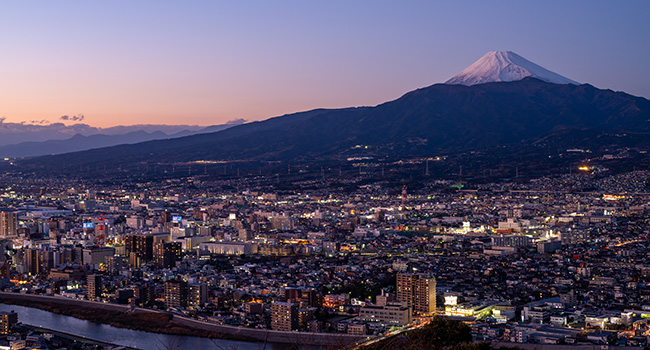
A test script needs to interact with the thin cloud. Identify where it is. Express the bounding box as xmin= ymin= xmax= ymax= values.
xmin=60 ymin=114 xmax=85 ymax=122
xmin=225 ymin=118 xmax=247 ymax=125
